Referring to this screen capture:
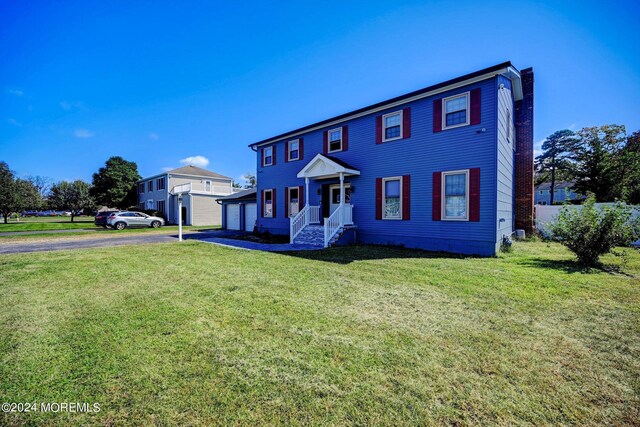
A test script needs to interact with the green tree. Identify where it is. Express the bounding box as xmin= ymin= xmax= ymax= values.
xmin=243 ymin=172 xmax=256 ymax=189
xmin=0 ymin=162 xmax=42 ymax=223
xmin=91 ymin=156 xmax=141 ymax=208
xmin=572 ymin=125 xmax=627 ymax=202
xmin=621 ymin=130 xmax=640 ymax=204
xmin=535 ymin=129 xmax=579 ymax=204
xmin=49 ymin=180 xmax=94 ymax=222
